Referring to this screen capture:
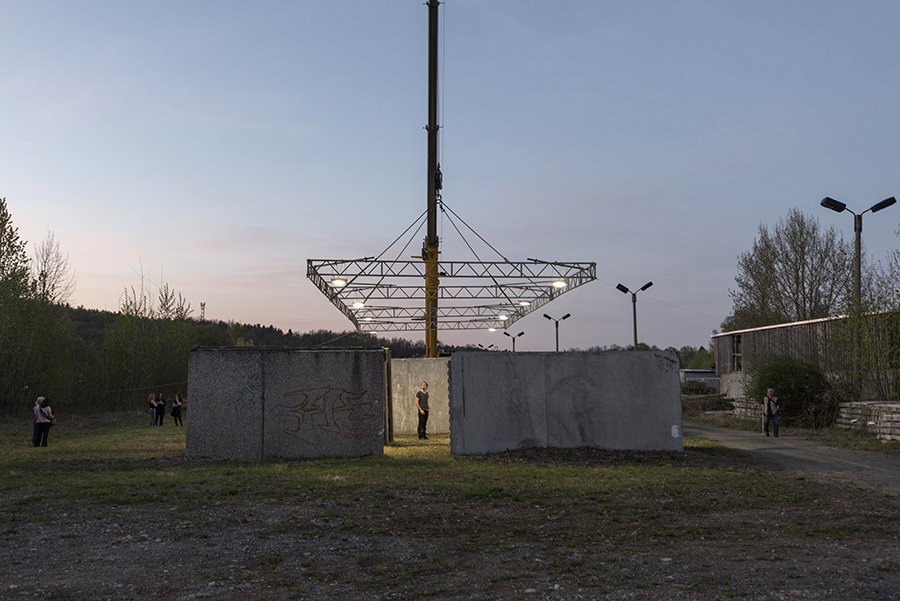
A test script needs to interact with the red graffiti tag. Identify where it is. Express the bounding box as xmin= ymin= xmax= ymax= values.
xmin=274 ymin=387 xmax=377 ymax=444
